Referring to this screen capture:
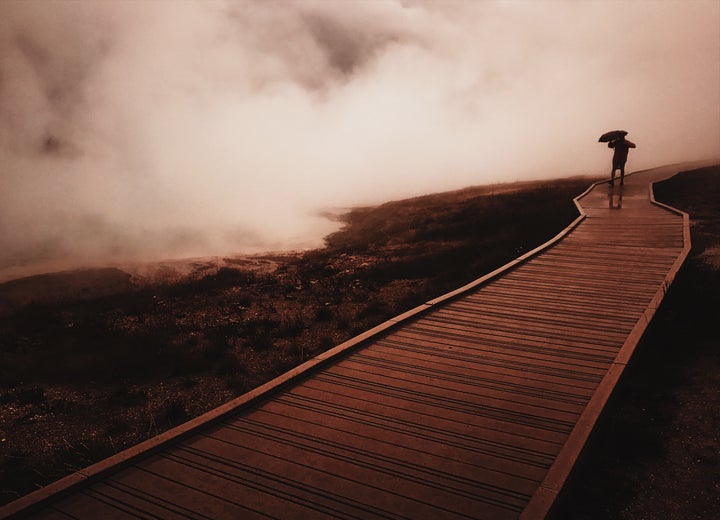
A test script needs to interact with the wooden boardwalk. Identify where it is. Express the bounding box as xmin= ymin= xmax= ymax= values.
xmin=2 ymin=166 xmax=691 ymax=520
